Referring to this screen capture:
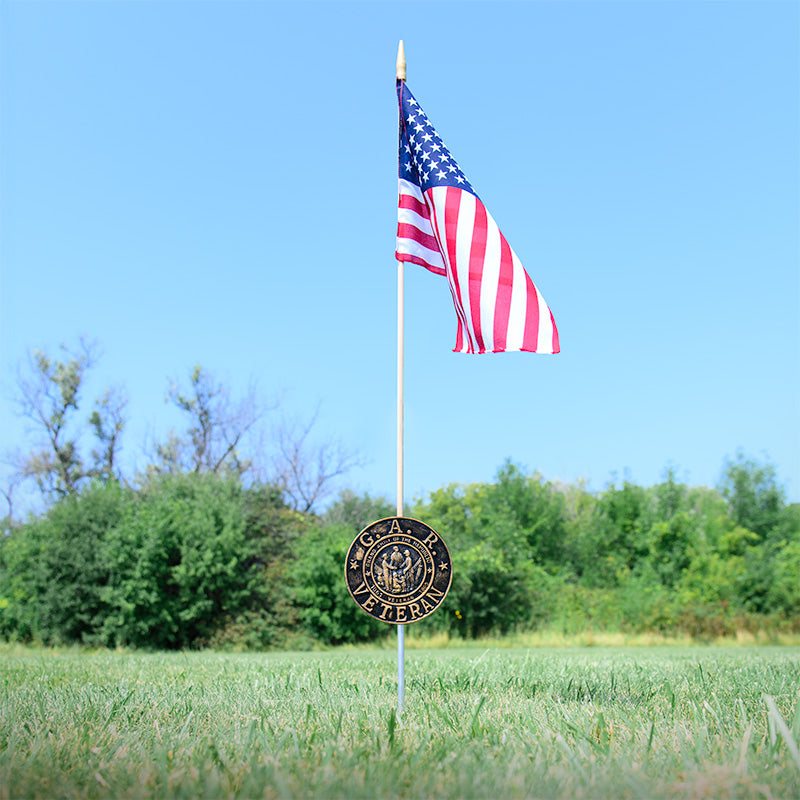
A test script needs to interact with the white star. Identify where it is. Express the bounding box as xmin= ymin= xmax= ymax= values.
xmin=428 ymin=159 xmax=437 ymax=170
xmin=414 ymin=123 xmax=424 ymax=133
xmin=421 ymin=132 xmax=433 ymax=143
xmin=431 ymin=142 xmax=441 ymax=153
xmin=436 ymin=170 xmax=447 ymax=179
xmin=447 ymin=164 xmax=457 ymax=173
xmin=408 ymin=97 xmax=418 ymax=106
xmin=407 ymin=113 xmax=417 ymax=124
xmin=456 ymin=175 xmax=465 ymax=184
